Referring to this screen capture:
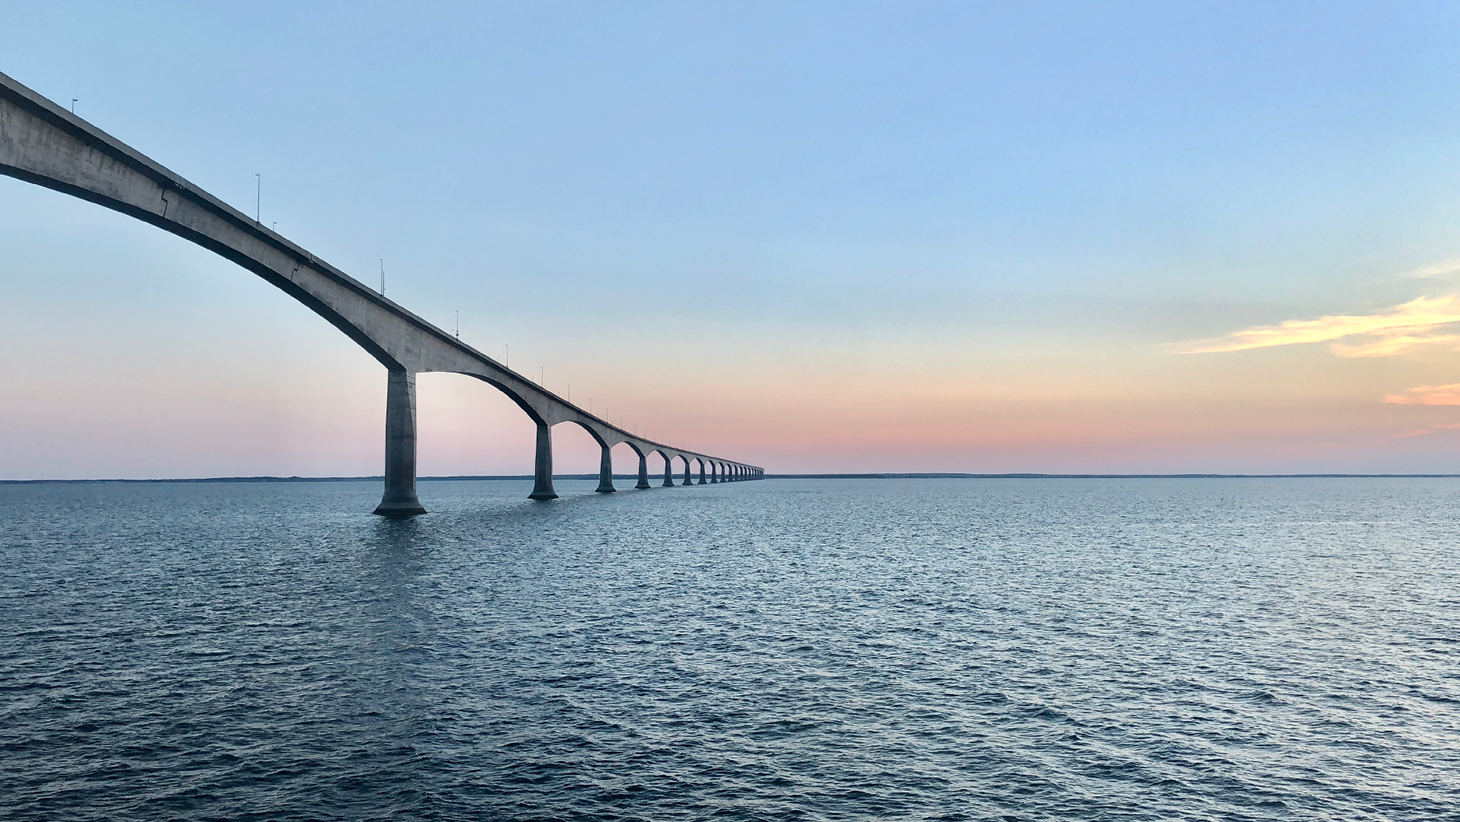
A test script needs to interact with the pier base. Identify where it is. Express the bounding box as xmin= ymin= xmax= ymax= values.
xmin=373 ymin=369 xmax=426 ymax=516
xmin=529 ymin=421 xmax=557 ymax=500
xmin=636 ymin=453 xmax=652 ymax=489
xmin=596 ymin=444 xmax=616 ymax=493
